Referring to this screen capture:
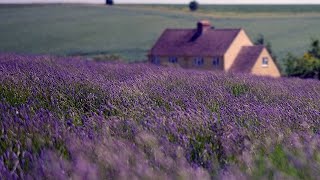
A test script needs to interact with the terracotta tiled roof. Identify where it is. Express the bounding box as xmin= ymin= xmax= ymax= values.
xmin=149 ymin=28 xmax=241 ymax=56
xmin=229 ymin=45 xmax=265 ymax=73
